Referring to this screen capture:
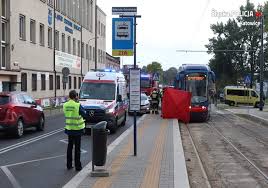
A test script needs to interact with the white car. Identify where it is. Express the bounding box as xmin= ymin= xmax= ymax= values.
xmin=128 ymin=93 xmax=150 ymax=115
